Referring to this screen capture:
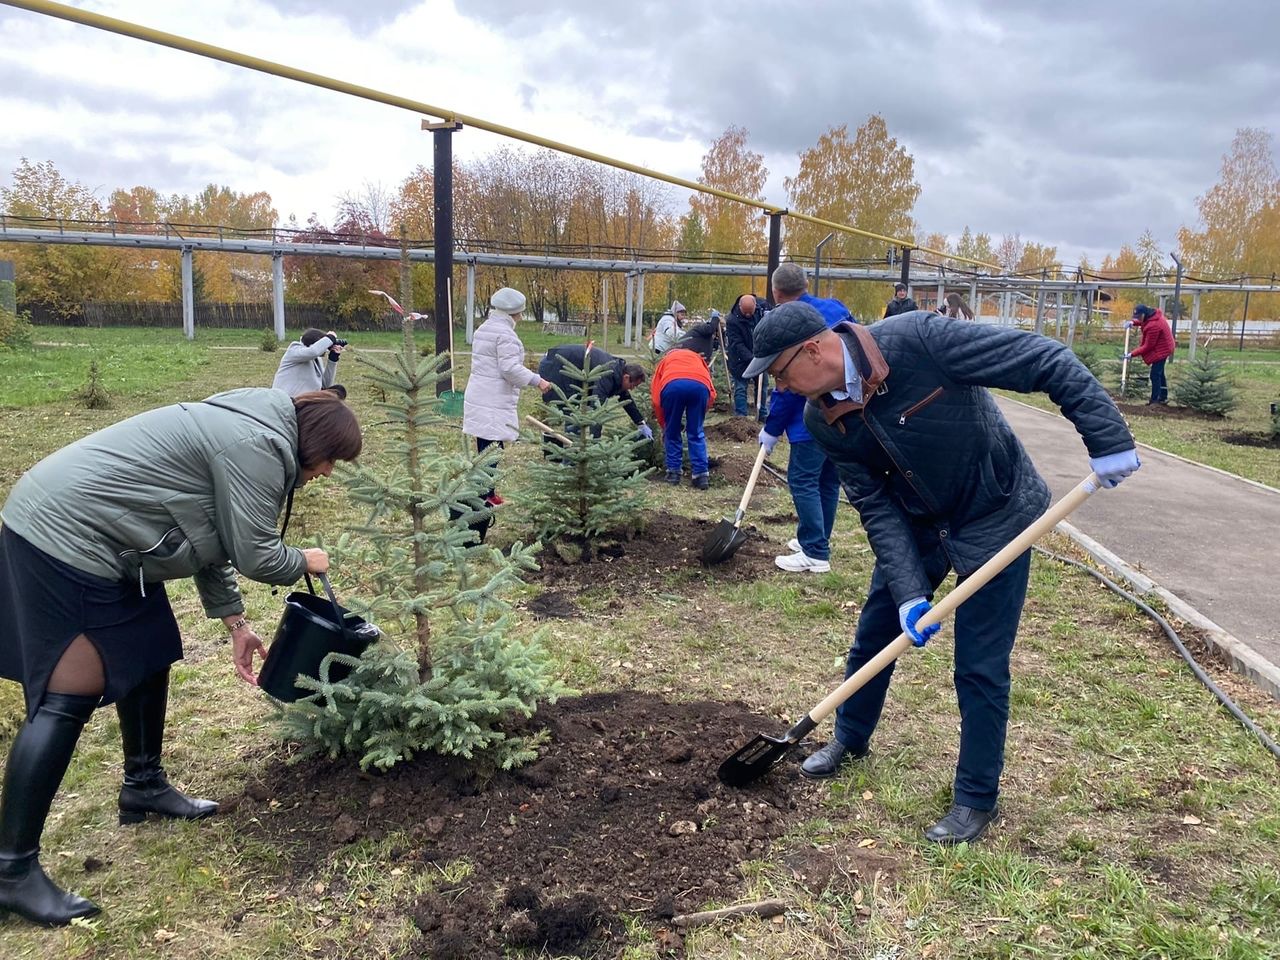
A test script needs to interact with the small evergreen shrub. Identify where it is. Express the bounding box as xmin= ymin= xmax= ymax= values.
xmin=260 ymin=329 xmax=280 ymax=351
xmin=1172 ymin=350 xmax=1238 ymax=416
xmin=275 ymin=318 xmax=566 ymax=772
xmin=75 ymin=360 xmax=111 ymax=409
xmin=1072 ymin=343 xmax=1103 ymax=379
xmin=523 ymin=357 xmax=651 ymax=553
